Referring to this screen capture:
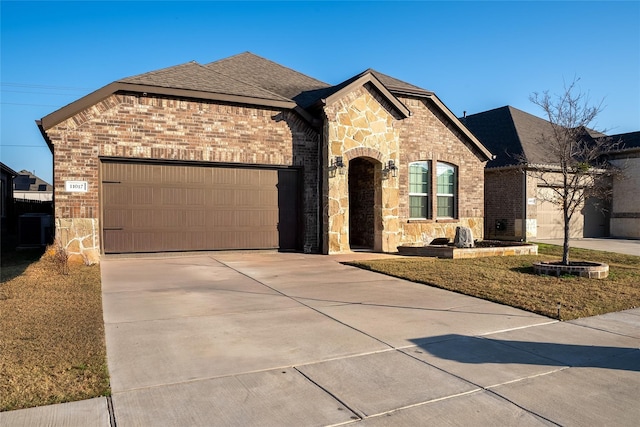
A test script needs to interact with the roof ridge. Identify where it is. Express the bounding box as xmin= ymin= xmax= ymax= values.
xmin=505 ymin=106 xmax=529 ymax=163
xmin=207 ymin=52 xmax=330 ymax=87
xmin=203 ymin=57 xmax=297 ymax=103
xmin=193 ymin=61 xmax=292 ymax=102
